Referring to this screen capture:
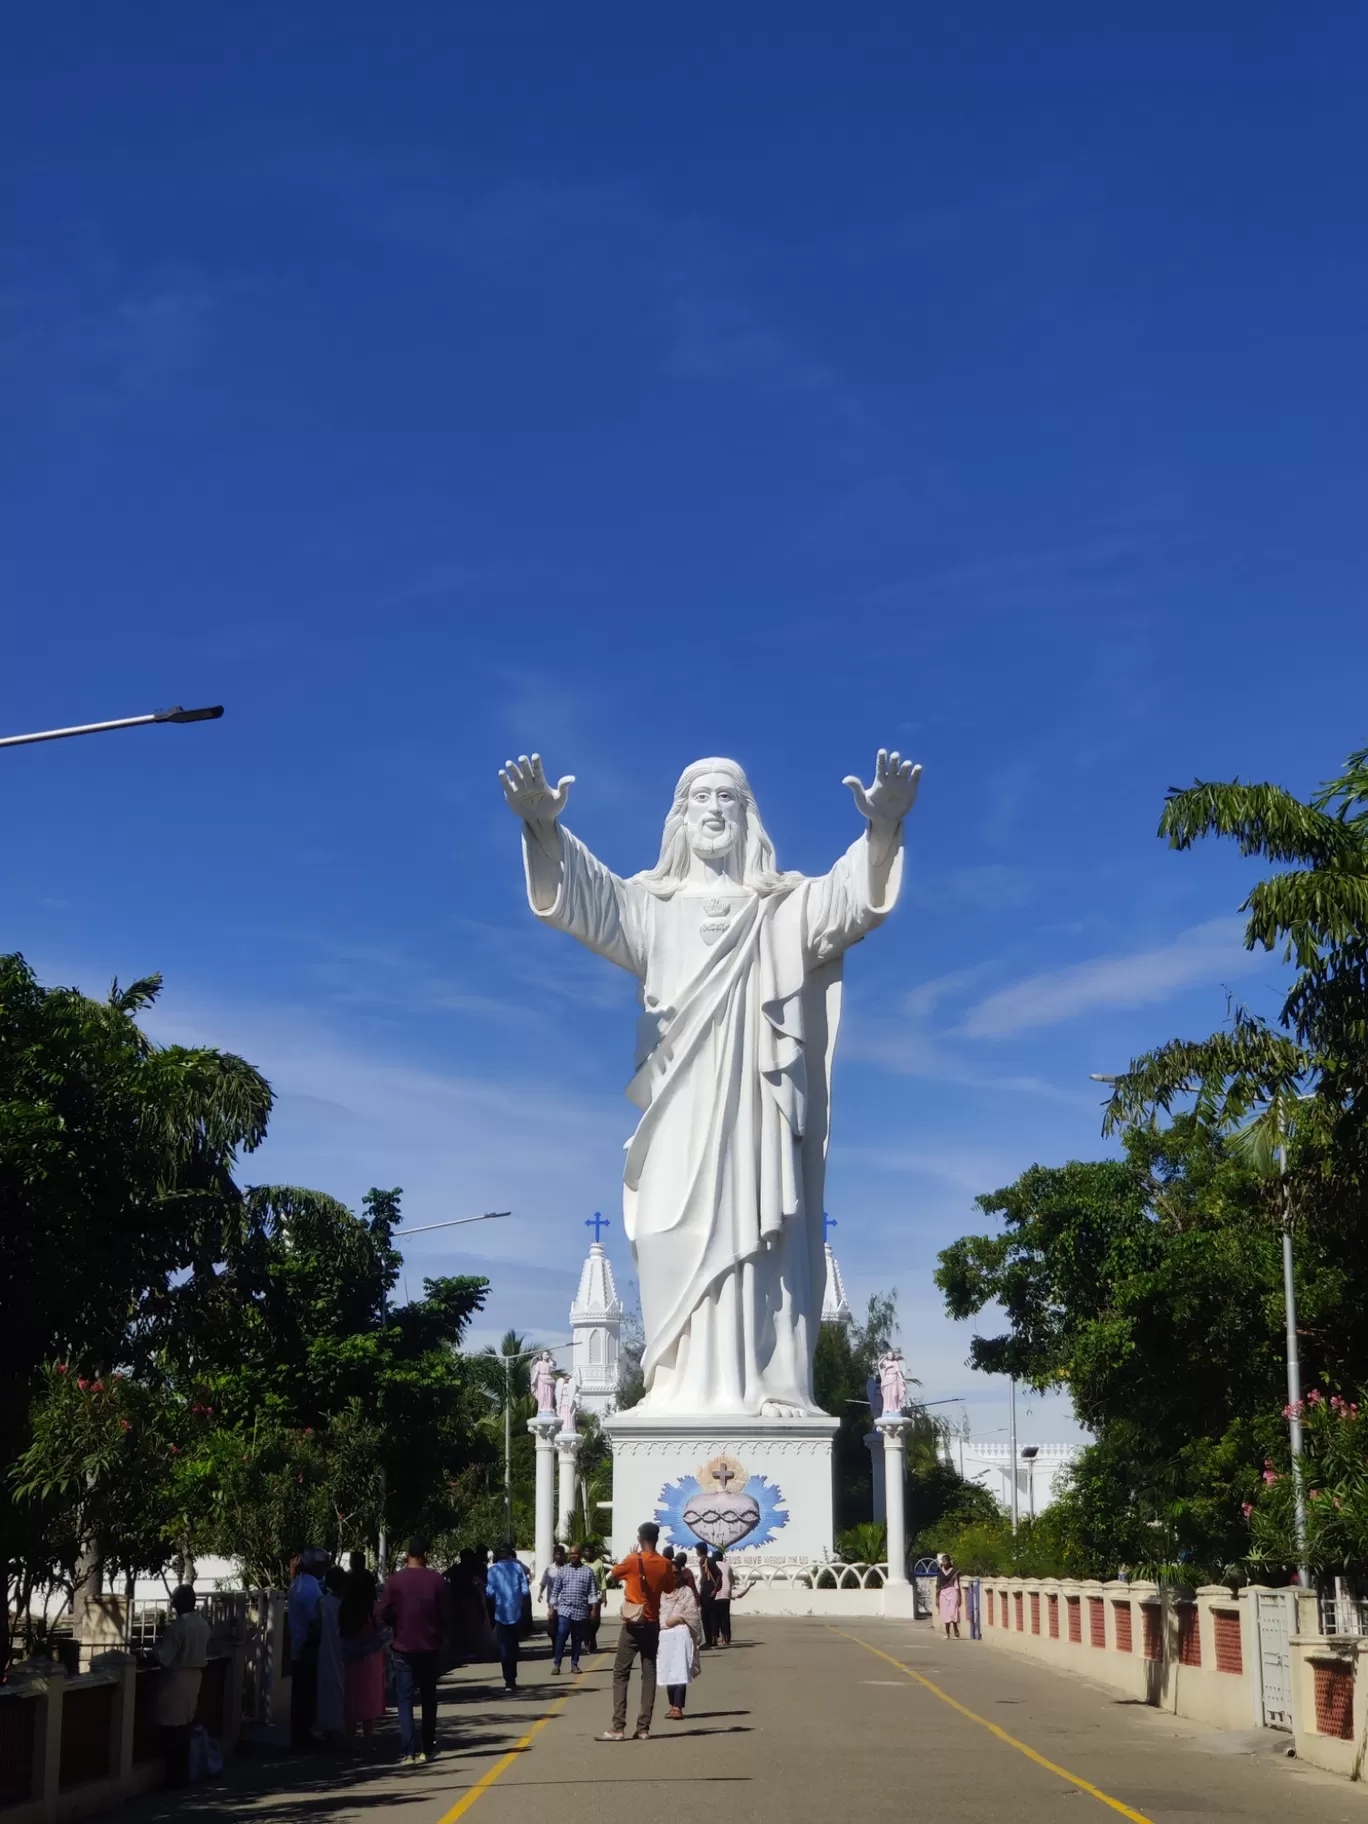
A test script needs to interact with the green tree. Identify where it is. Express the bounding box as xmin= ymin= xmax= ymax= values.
xmin=813 ymin=1292 xmax=979 ymax=1545
xmin=937 ymin=1118 xmax=1320 ymax=1569
xmin=1 ymin=956 xmax=271 ymax=1624
xmin=814 ymin=1292 xmax=897 ymax=1532
xmin=191 ymin=1183 xmax=493 ymax=1554
xmin=1088 ymin=741 xmax=1368 ymax=1568
xmin=1102 ymin=744 xmax=1368 ymax=1232
xmin=2 ymin=955 xmax=499 ymax=1613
